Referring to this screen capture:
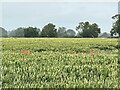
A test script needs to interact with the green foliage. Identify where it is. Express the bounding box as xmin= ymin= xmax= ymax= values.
xmin=24 ymin=27 xmax=40 ymax=37
xmin=76 ymin=22 xmax=101 ymax=38
xmin=41 ymin=23 xmax=57 ymax=37
xmin=66 ymin=29 xmax=76 ymax=37
xmin=15 ymin=27 xmax=24 ymax=37
xmin=0 ymin=27 xmax=8 ymax=37
xmin=57 ymin=27 xmax=67 ymax=37
xmin=110 ymin=14 xmax=120 ymax=37
xmin=8 ymin=27 xmax=40 ymax=37
xmin=2 ymin=38 xmax=119 ymax=88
